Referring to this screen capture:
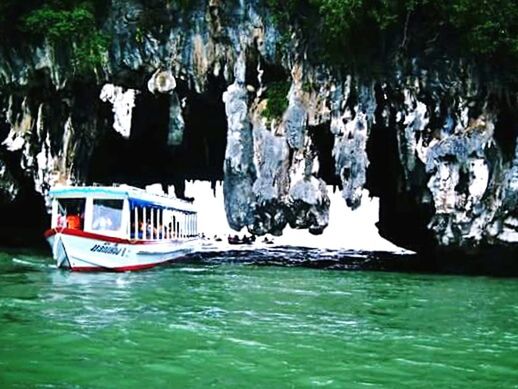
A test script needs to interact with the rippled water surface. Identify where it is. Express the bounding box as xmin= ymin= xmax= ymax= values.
xmin=1 ymin=249 xmax=518 ymax=388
